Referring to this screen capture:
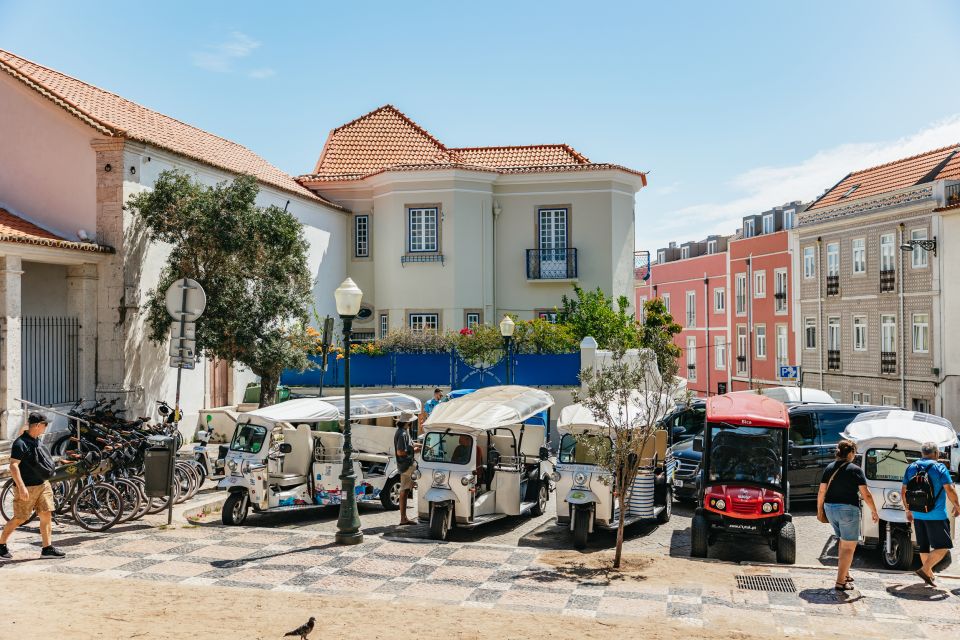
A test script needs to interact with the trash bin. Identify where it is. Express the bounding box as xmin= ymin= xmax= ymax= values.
xmin=243 ymin=384 xmax=290 ymax=404
xmin=144 ymin=435 xmax=174 ymax=498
